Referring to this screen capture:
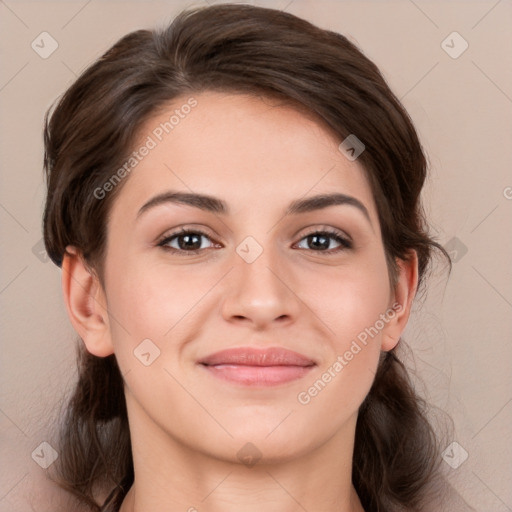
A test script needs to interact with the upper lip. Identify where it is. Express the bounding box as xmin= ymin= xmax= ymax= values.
xmin=199 ymin=347 xmax=316 ymax=367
